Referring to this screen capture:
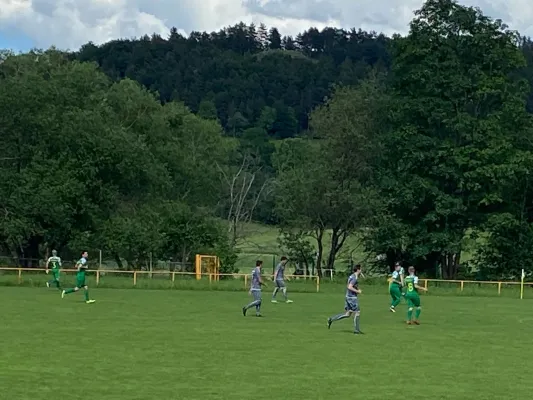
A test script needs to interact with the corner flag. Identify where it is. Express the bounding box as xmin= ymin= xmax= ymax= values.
xmin=520 ymin=269 xmax=526 ymax=300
